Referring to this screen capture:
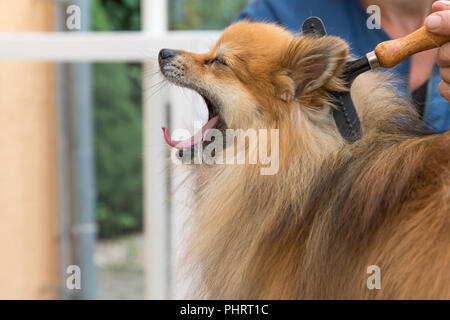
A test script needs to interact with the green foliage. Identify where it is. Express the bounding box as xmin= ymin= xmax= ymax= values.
xmin=93 ymin=61 xmax=143 ymax=238
xmin=92 ymin=0 xmax=143 ymax=238
xmin=169 ymin=0 xmax=250 ymax=30
xmin=98 ymin=0 xmax=141 ymax=31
